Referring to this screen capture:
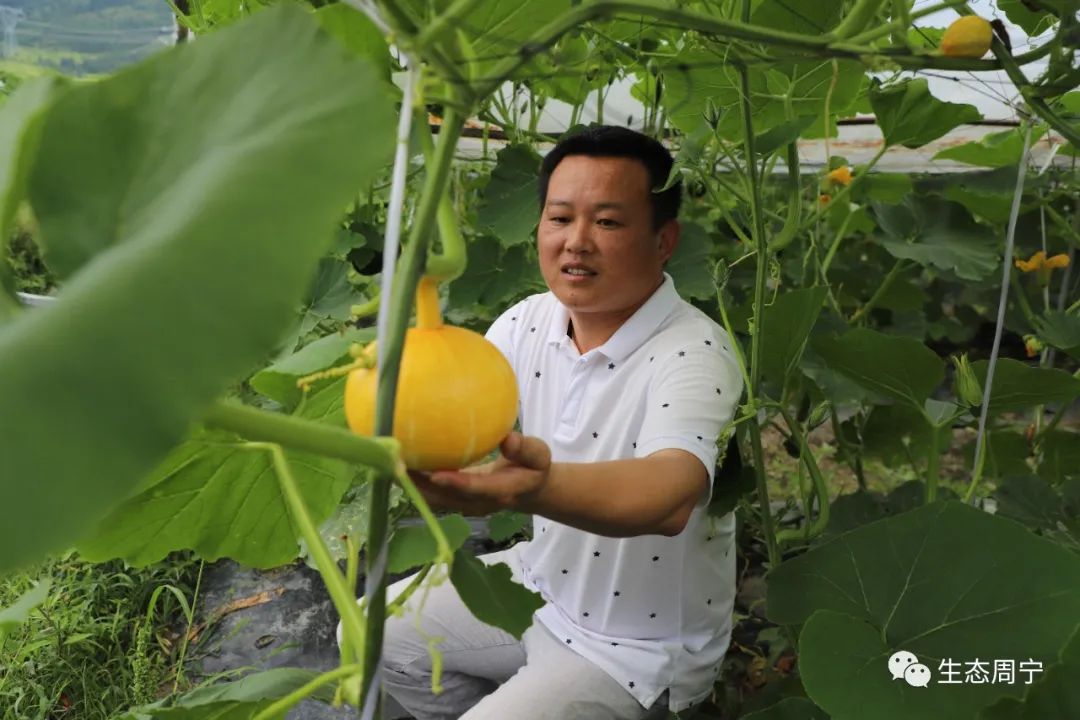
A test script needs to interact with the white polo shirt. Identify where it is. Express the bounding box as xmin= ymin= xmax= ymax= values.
xmin=483 ymin=272 xmax=743 ymax=712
